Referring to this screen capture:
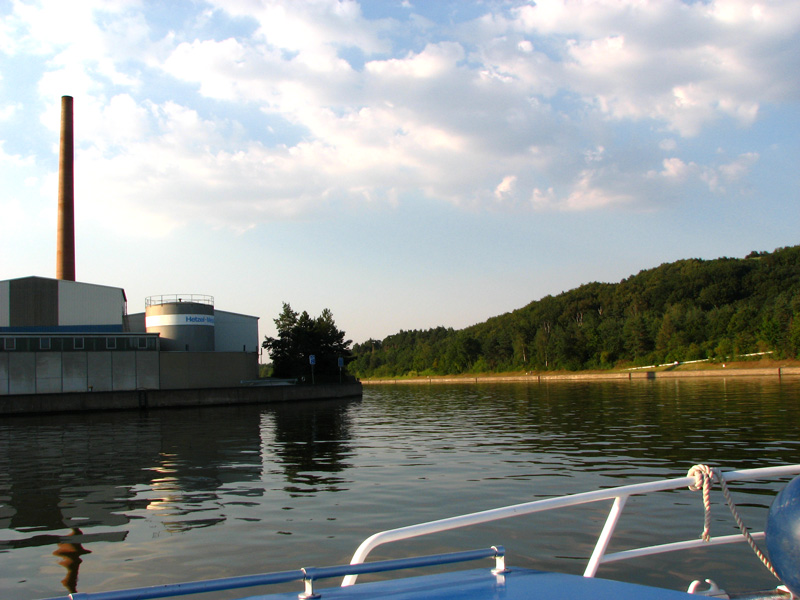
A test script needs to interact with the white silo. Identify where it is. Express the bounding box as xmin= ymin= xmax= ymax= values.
xmin=145 ymin=294 xmax=215 ymax=351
